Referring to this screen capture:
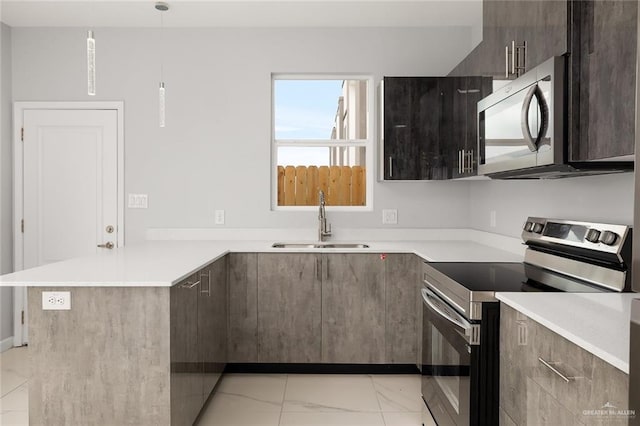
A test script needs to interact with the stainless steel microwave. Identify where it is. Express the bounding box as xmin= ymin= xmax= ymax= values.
xmin=477 ymin=56 xmax=564 ymax=177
